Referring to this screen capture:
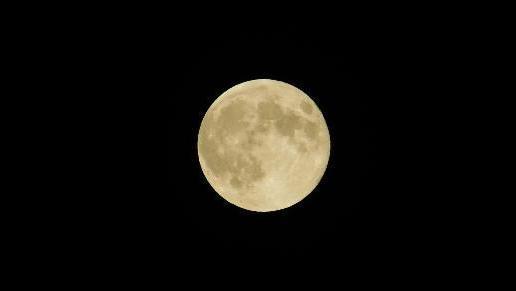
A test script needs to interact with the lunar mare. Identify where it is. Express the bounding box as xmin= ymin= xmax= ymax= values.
xmin=197 ymin=79 xmax=330 ymax=212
